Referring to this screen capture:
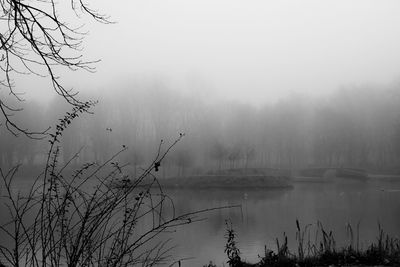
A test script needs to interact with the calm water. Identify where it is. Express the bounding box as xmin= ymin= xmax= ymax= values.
xmin=1 ymin=179 xmax=400 ymax=266
xmin=165 ymin=180 xmax=400 ymax=266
